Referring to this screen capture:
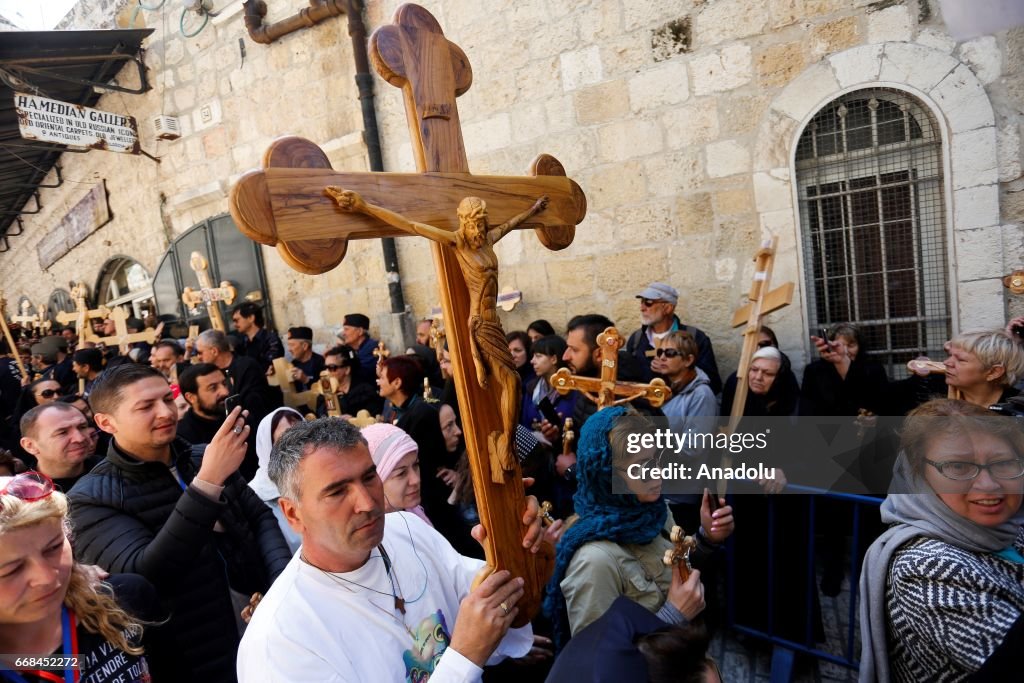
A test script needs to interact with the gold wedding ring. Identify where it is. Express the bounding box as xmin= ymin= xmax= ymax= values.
xmin=499 ymin=601 xmax=510 ymax=615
